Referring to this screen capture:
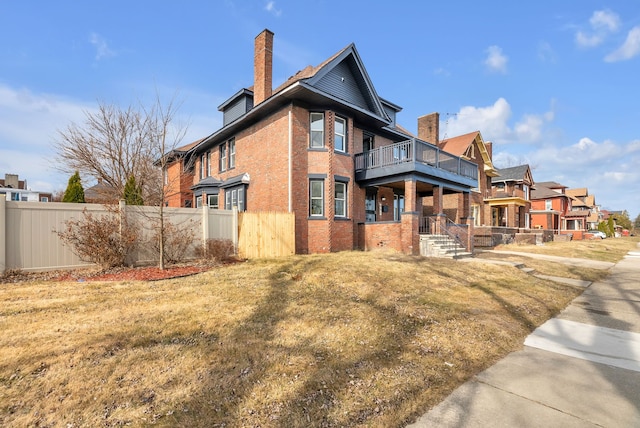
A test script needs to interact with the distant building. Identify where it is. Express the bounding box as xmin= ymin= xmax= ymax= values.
xmin=0 ymin=173 xmax=52 ymax=202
